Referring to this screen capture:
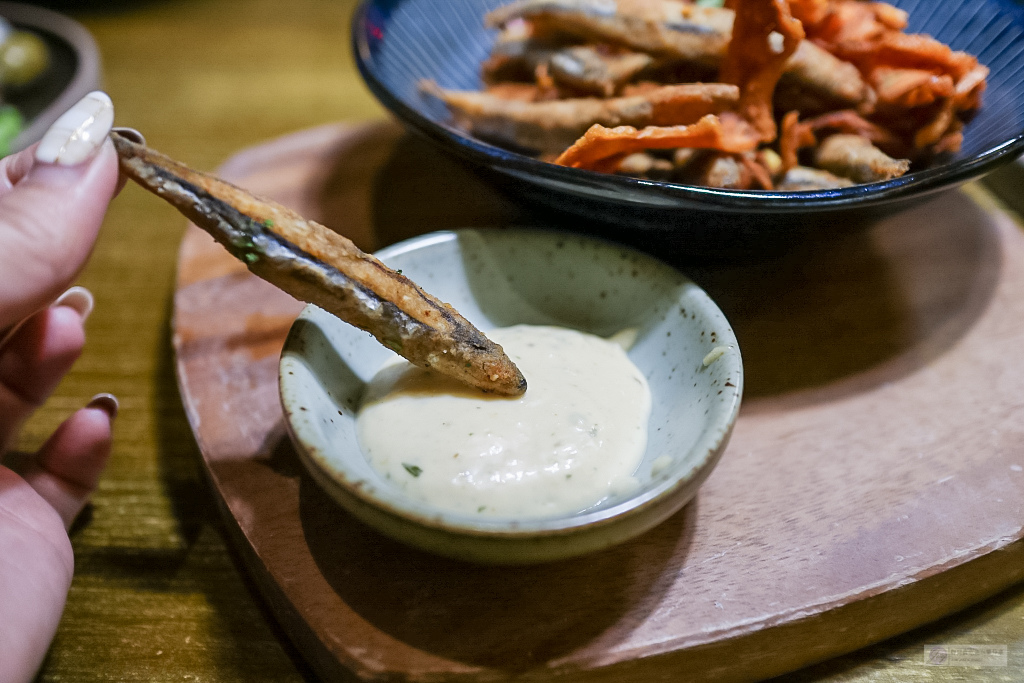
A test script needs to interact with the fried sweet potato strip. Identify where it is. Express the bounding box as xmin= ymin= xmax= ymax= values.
xmin=788 ymin=0 xmax=829 ymax=28
xmin=953 ymin=63 xmax=988 ymax=111
xmin=719 ymin=0 xmax=805 ymax=141
xmin=110 ymin=132 xmax=527 ymax=396
xmin=779 ymin=110 xmax=816 ymax=170
xmin=553 ymin=114 xmax=759 ymax=170
xmin=810 ymin=0 xmax=907 ymax=47
xmin=802 ymin=109 xmax=904 ymax=152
